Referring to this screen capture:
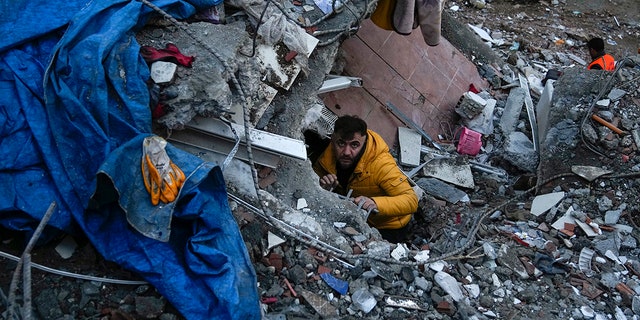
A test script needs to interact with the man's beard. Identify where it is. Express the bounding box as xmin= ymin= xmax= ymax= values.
xmin=337 ymin=156 xmax=355 ymax=169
